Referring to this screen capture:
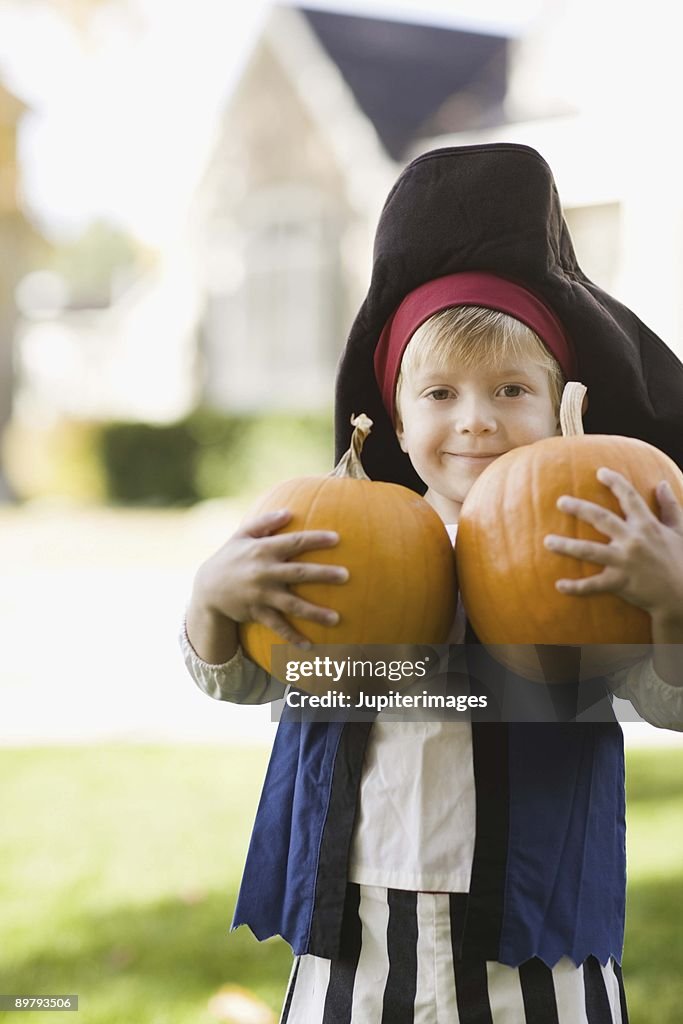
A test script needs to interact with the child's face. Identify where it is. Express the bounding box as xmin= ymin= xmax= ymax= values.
xmin=396 ymin=356 xmax=559 ymax=523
